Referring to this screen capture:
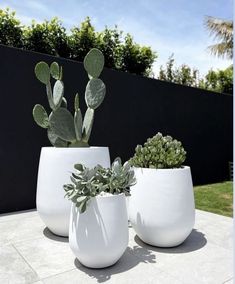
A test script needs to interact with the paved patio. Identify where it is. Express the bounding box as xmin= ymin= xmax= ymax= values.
xmin=0 ymin=209 xmax=232 ymax=284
